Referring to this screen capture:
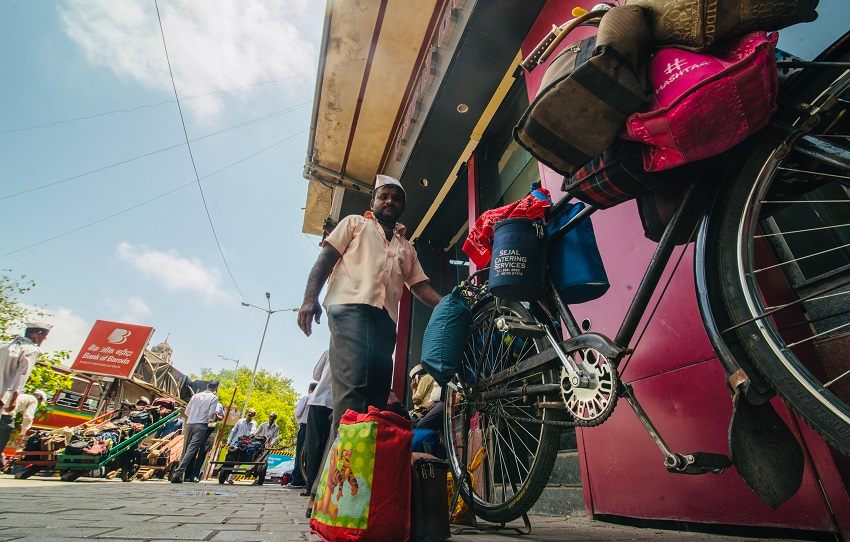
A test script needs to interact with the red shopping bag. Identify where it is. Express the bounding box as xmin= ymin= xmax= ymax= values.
xmin=311 ymin=407 xmax=413 ymax=542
